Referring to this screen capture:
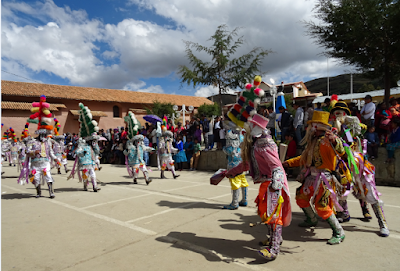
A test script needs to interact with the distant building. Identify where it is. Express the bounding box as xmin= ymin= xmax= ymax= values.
xmin=1 ymin=80 xmax=213 ymax=135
